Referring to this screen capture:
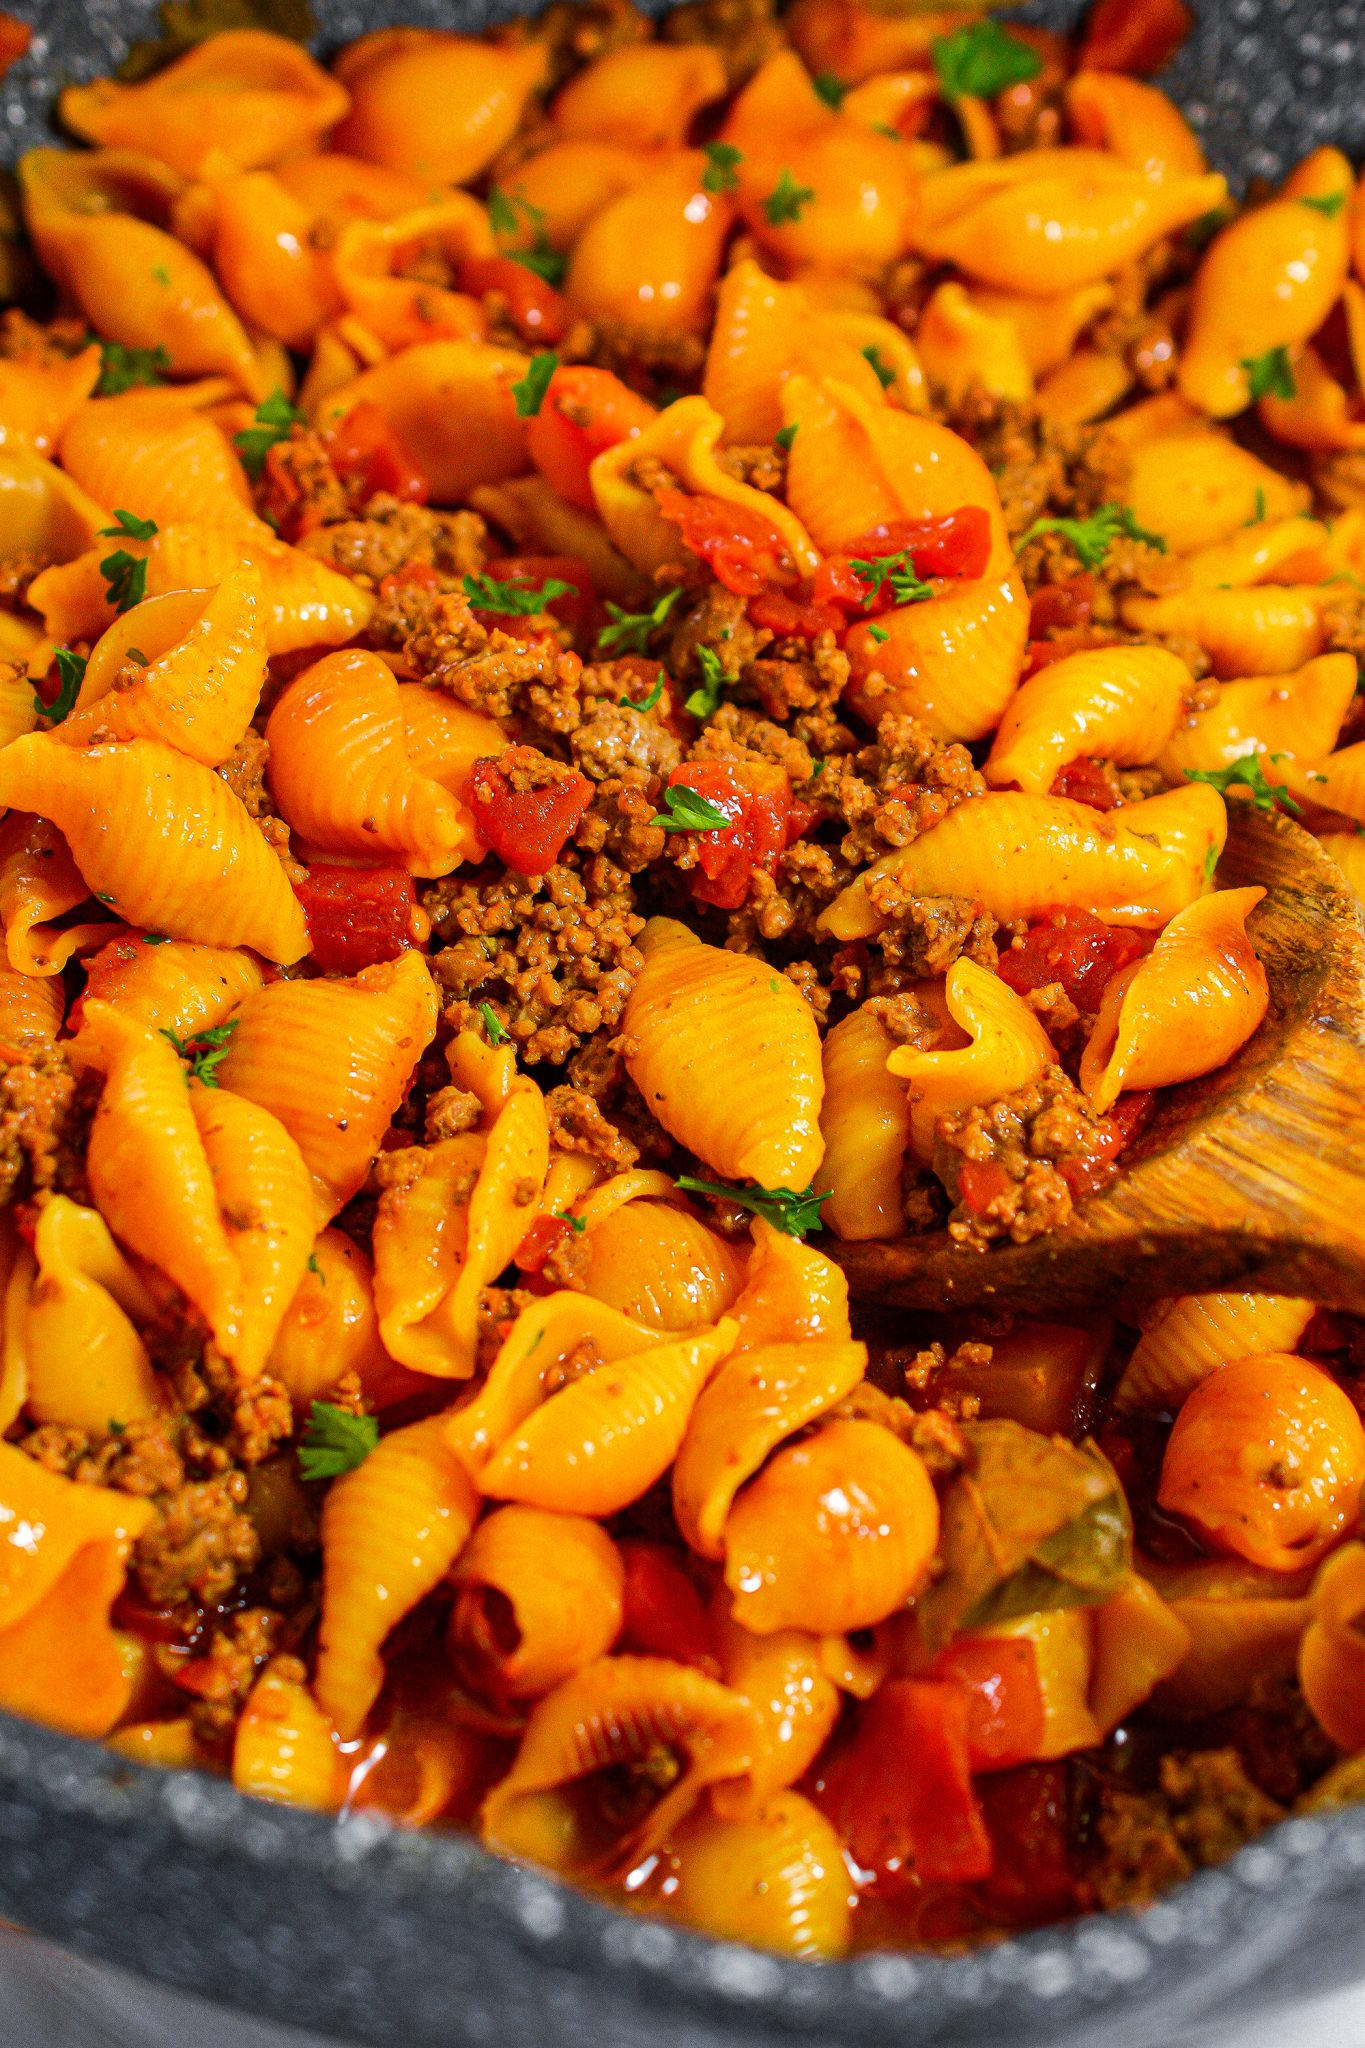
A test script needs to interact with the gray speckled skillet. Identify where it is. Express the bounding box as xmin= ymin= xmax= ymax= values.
xmin=0 ymin=4 xmax=1362 ymax=2042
